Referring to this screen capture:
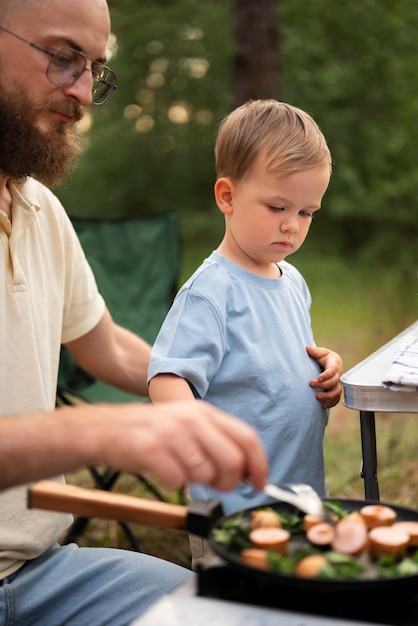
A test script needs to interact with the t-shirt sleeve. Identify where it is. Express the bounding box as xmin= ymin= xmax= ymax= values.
xmin=148 ymin=287 xmax=225 ymax=398
xmin=60 ymin=217 xmax=105 ymax=344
